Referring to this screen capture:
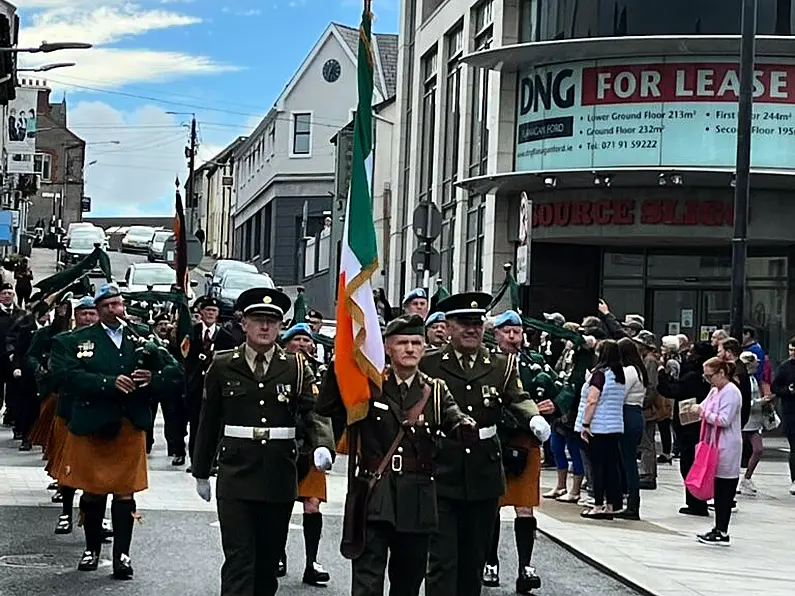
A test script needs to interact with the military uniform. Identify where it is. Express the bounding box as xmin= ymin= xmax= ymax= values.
xmin=317 ymin=314 xmax=473 ymax=596
xmin=50 ymin=283 xmax=180 ymax=579
xmin=185 ymin=297 xmax=238 ymax=465
xmin=419 ymin=294 xmax=545 ymax=596
xmin=192 ymin=288 xmax=335 ymax=596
